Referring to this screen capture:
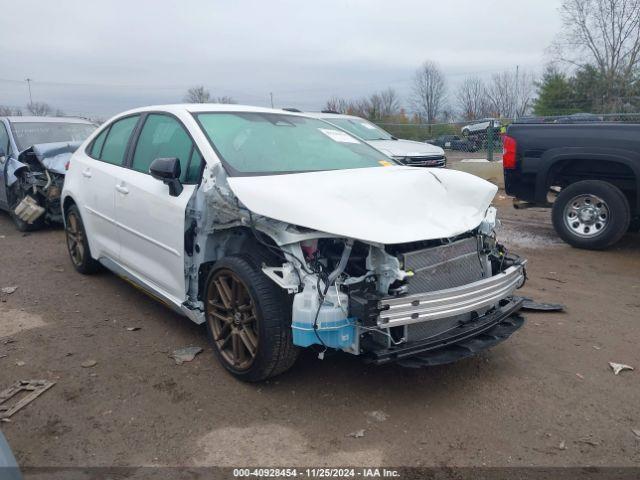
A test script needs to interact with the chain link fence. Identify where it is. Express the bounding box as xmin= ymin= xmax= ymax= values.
xmin=375 ymin=112 xmax=640 ymax=163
